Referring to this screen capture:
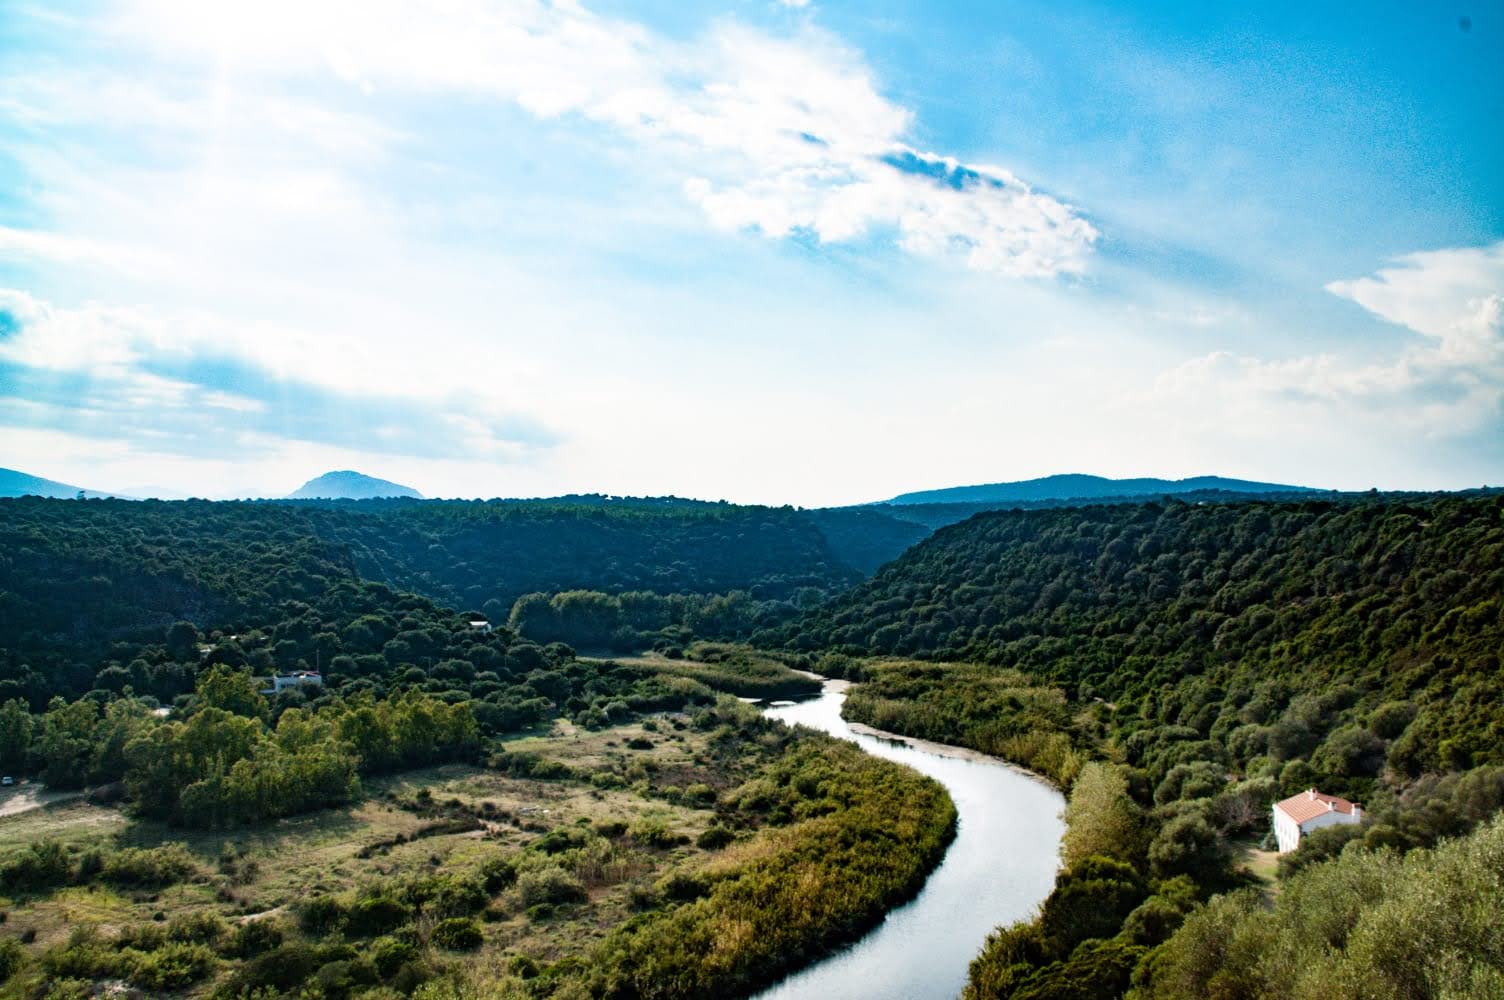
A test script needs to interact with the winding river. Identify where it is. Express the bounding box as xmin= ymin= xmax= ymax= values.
xmin=754 ymin=679 xmax=1065 ymax=1000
